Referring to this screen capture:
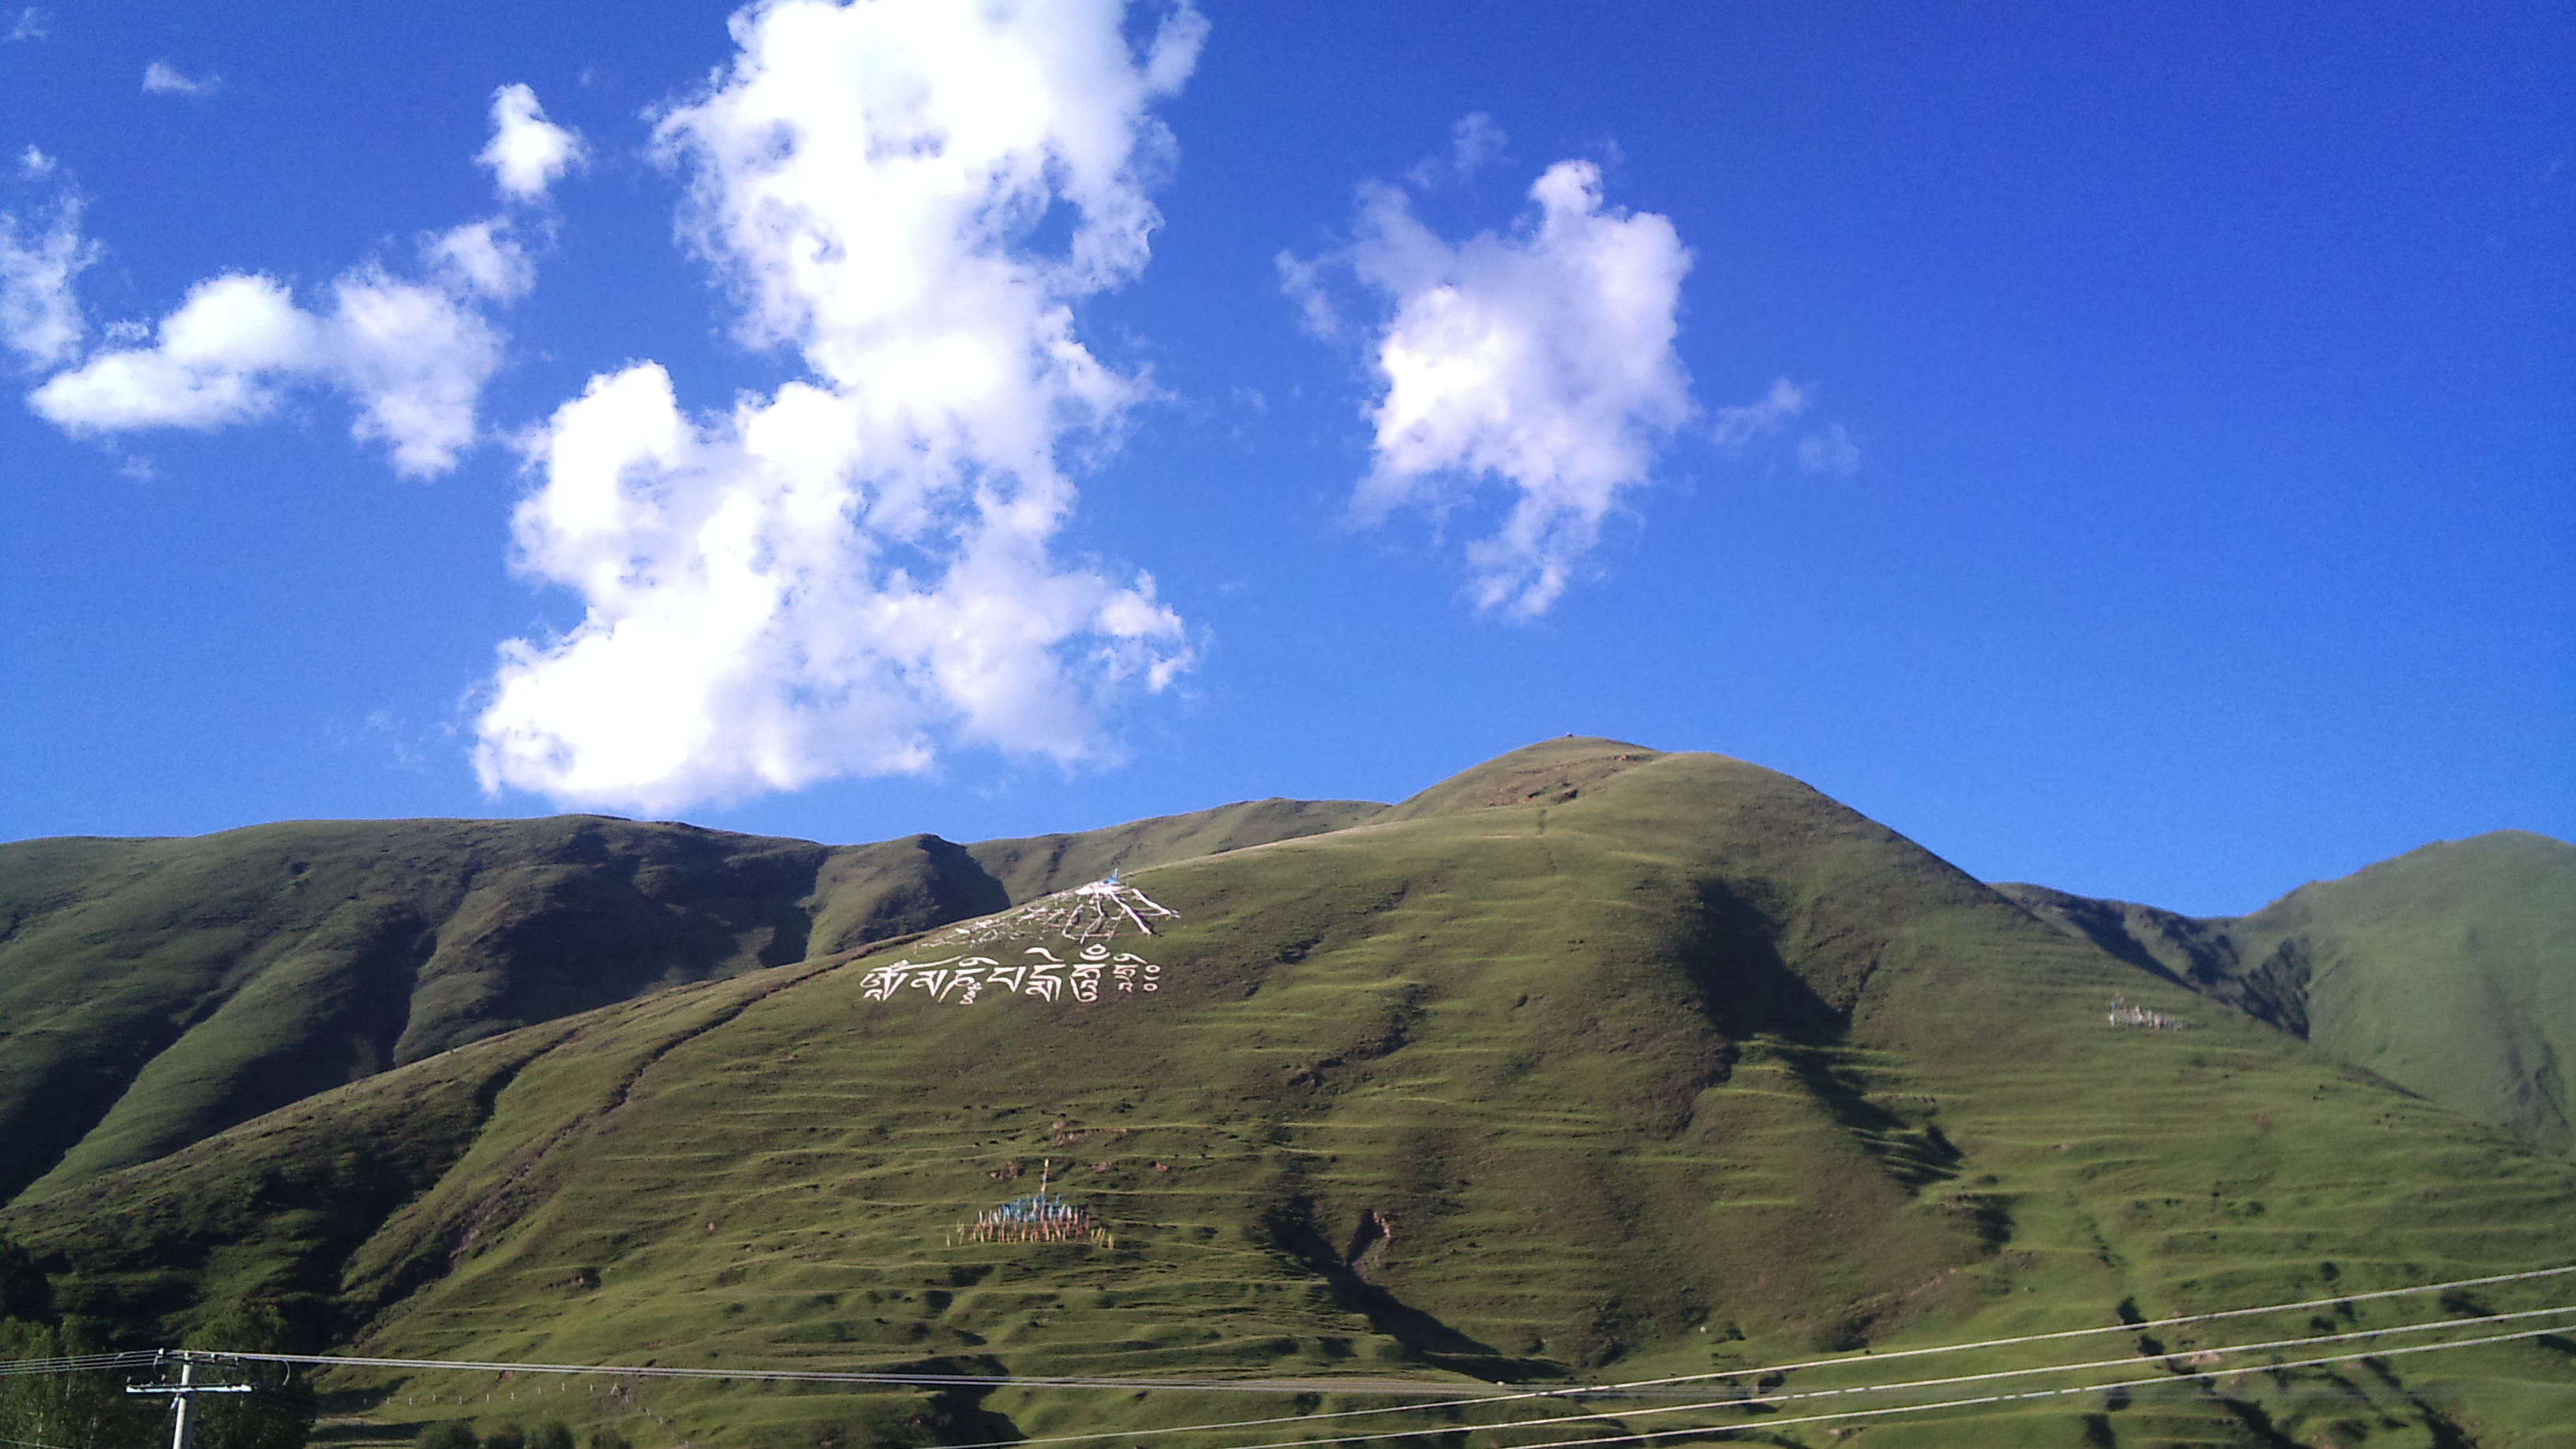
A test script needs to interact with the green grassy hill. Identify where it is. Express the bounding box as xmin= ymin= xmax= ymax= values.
xmin=9 ymin=741 xmax=2576 ymax=1447
xmin=0 ymin=801 xmax=1376 ymax=1205
xmin=2001 ymin=831 xmax=2576 ymax=1156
